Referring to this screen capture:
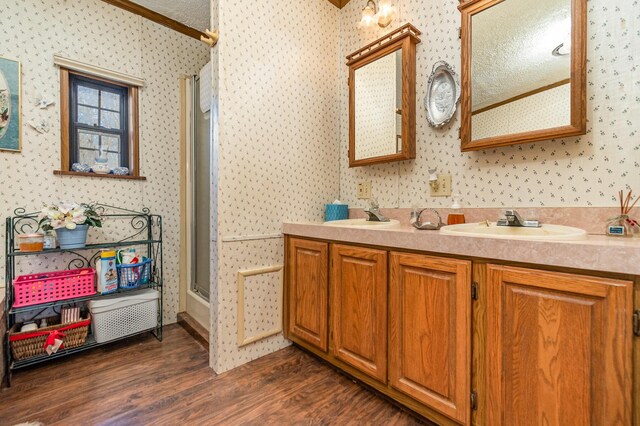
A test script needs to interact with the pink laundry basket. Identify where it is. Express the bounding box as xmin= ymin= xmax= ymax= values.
xmin=12 ymin=268 xmax=96 ymax=307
